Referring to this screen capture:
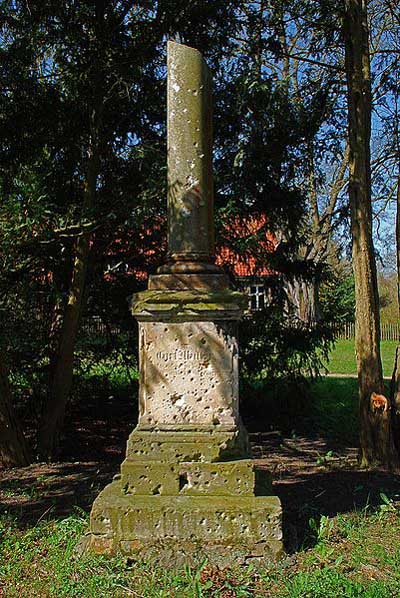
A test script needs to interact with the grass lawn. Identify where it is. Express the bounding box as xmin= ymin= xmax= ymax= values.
xmin=325 ymin=340 xmax=398 ymax=377
xmin=310 ymin=376 xmax=359 ymax=444
xmin=1 ymin=507 xmax=400 ymax=597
